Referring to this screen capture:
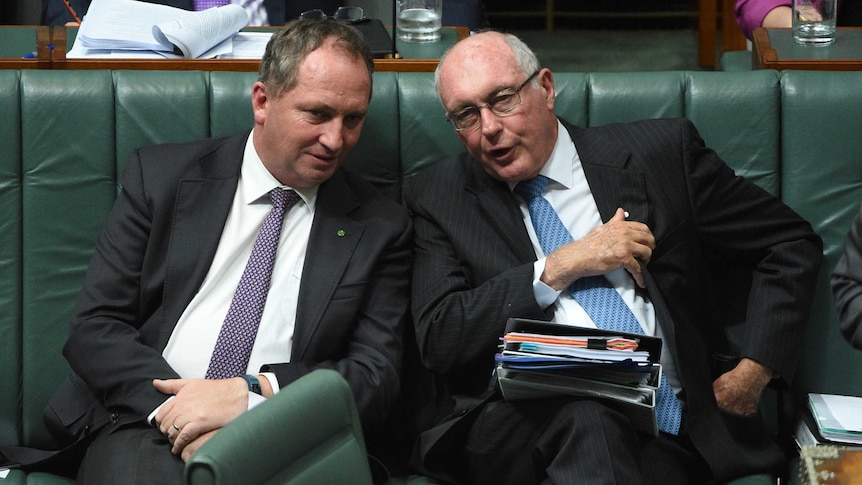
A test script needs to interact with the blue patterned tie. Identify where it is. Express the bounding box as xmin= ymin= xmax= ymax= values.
xmin=514 ymin=175 xmax=682 ymax=435
xmin=205 ymin=188 xmax=300 ymax=379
